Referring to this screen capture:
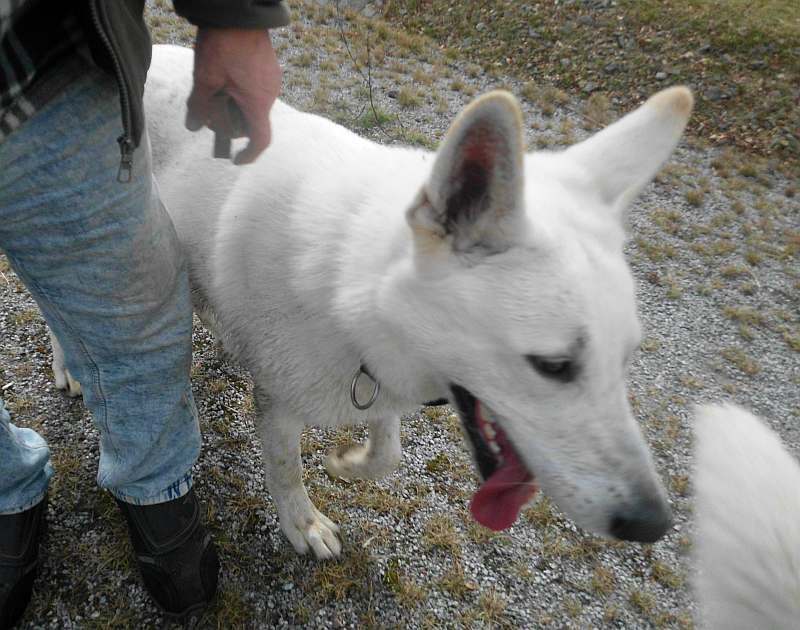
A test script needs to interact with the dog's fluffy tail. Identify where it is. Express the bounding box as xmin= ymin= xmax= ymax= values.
xmin=694 ymin=403 xmax=800 ymax=629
